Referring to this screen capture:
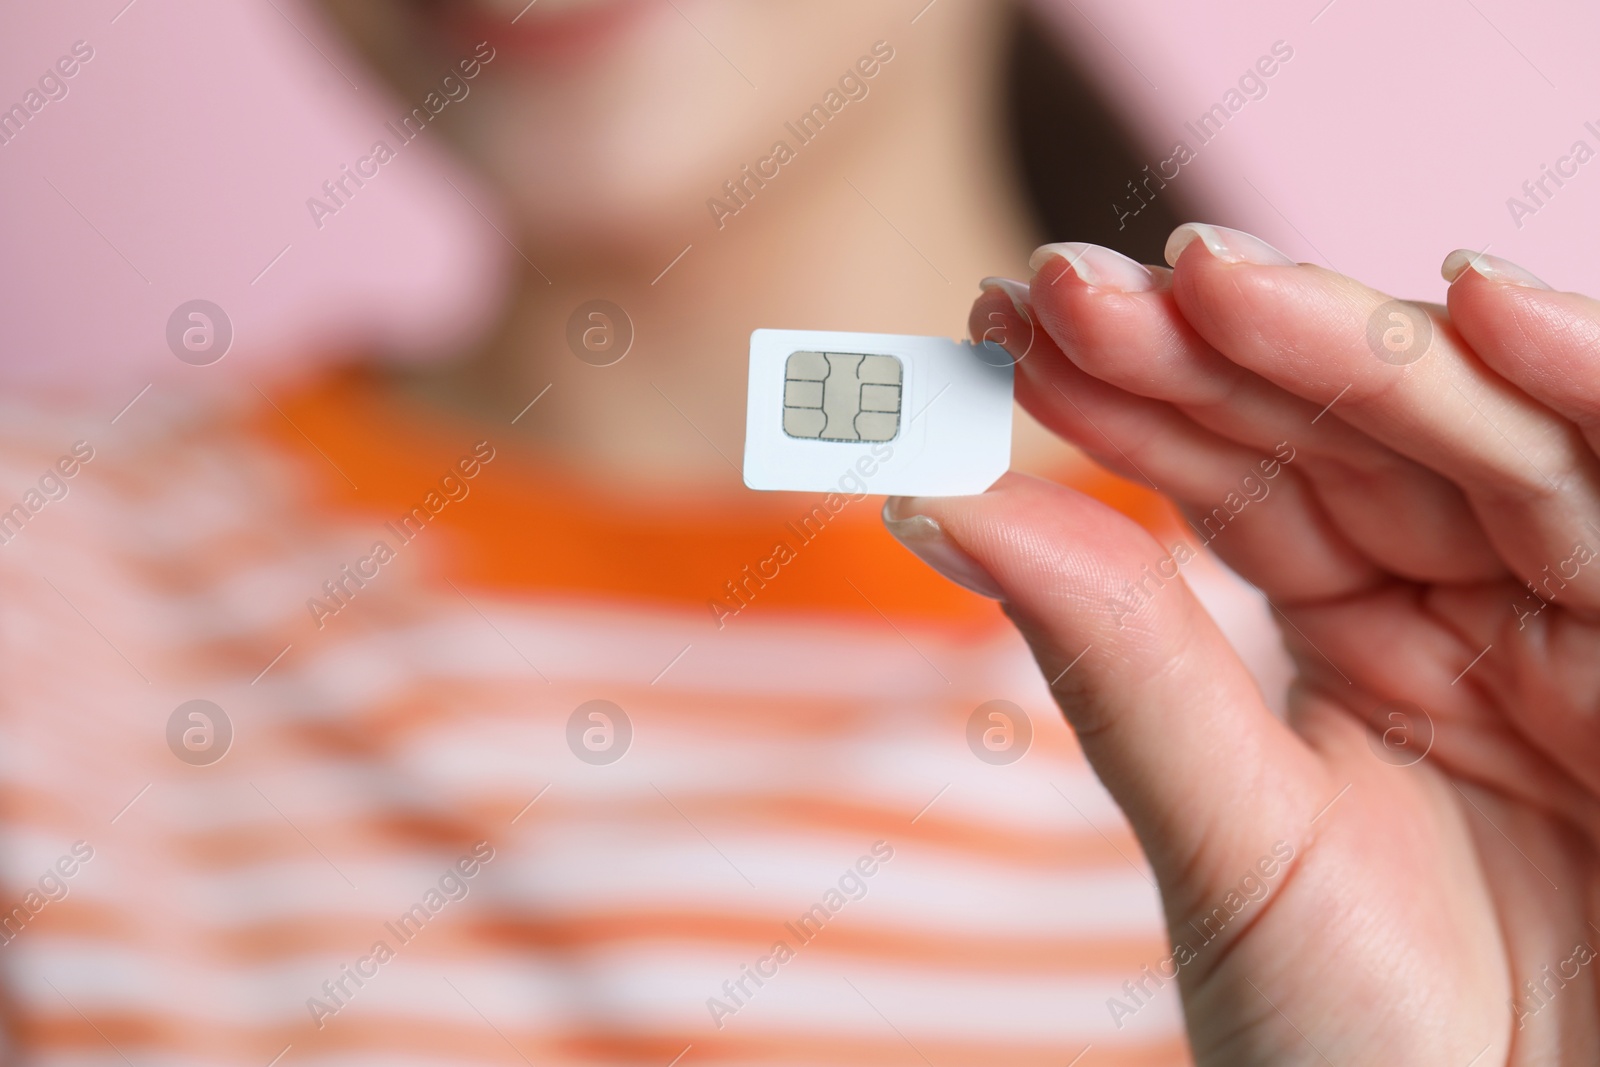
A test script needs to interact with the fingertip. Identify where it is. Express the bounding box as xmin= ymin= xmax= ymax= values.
xmin=1440 ymin=248 xmax=1552 ymax=290
xmin=977 ymin=276 xmax=1032 ymax=318
xmin=1165 ymin=222 xmax=1297 ymax=269
xmin=1028 ymin=243 xmax=1163 ymax=292
xmin=880 ymin=499 xmax=1006 ymax=600
xmin=883 ymin=476 xmax=1039 ymax=600
xmin=1164 ymin=223 xmax=1203 ymax=268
